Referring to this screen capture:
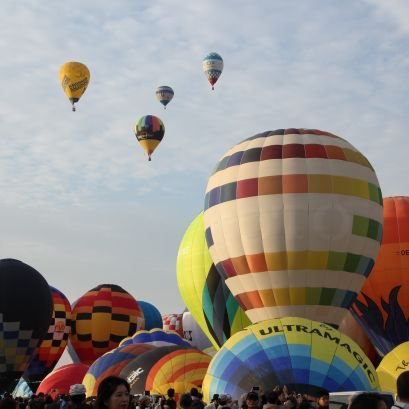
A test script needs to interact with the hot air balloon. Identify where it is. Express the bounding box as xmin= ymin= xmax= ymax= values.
xmin=352 ymin=196 xmax=409 ymax=355
xmin=177 ymin=212 xmax=251 ymax=349
xmin=70 ymin=284 xmax=145 ymax=365
xmin=83 ymin=343 xmax=155 ymax=397
xmin=156 ymin=86 xmax=174 ymax=109
xmin=59 ymin=62 xmax=90 ymax=112
xmin=138 ymin=301 xmax=163 ymax=330
xmin=202 ymin=317 xmax=379 ymax=401
xmin=119 ymin=328 xmax=191 ymax=348
xmin=37 ymin=363 xmax=89 ymax=396
xmin=12 ymin=378 xmax=33 ymax=398
xmin=119 ymin=346 xmax=211 ymax=397
xmin=134 ymin=115 xmax=165 ymax=161
xmin=0 ymin=259 xmax=53 ymax=393
xmin=23 ymin=286 xmax=72 ymax=391
xmin=376 ymin=341 xmax=409 ymax=394
xmin=182 ymin=311 xmax=212 ymax=350
xmin=162 ymin=314 xmax=183 ymax=337
xmin=204 ymin=128 xmax=383 ymax=327
xmin=202 ymin=53 xmax=223 ymax=90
